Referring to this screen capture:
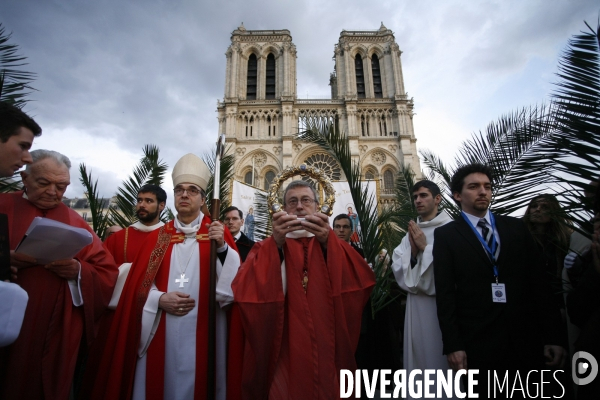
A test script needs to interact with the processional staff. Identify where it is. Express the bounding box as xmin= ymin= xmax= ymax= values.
xmin=208 ymin=134 xmax=225 ymax=400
